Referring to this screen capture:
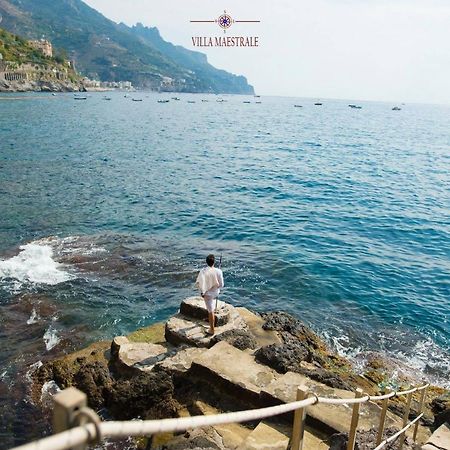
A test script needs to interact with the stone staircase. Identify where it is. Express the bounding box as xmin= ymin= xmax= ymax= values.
xmin=111 ymin=298 xmax=434 ymax=449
